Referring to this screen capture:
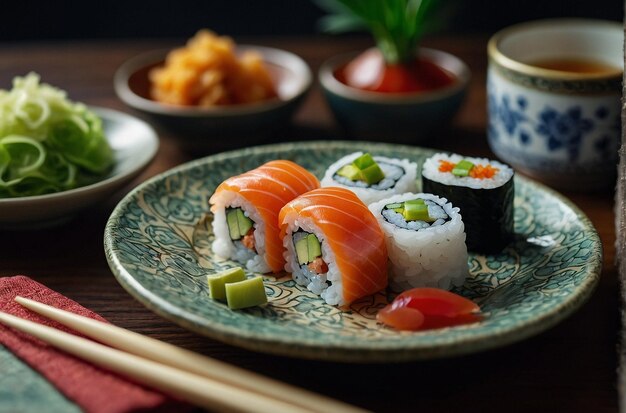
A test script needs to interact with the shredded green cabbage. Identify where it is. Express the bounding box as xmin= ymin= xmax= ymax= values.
xmin=0 ymin=73 xmax=113 ymax=198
